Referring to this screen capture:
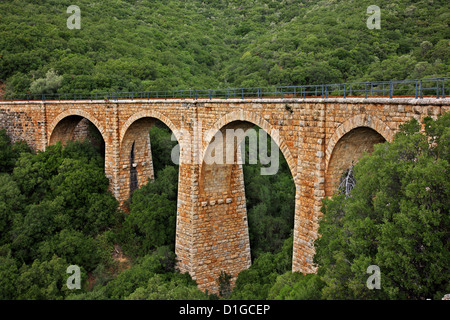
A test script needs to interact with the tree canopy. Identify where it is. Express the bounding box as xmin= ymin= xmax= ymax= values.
xmin=1 ymin=0 xmax=449 ymax=97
